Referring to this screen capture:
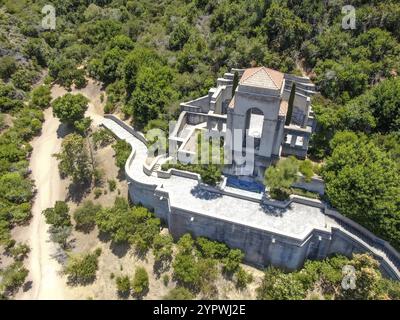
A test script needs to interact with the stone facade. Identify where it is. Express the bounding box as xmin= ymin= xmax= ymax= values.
xmin=169 ymin=67 xmax=317 ymax=180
